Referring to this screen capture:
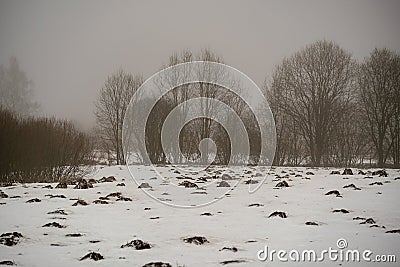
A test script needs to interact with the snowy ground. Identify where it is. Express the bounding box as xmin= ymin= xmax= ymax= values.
xmin=0 ymin=166 xmax=399 ymax=266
